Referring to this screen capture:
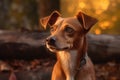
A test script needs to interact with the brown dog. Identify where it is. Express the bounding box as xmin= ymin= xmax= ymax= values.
xmin=40 ymin=11 xmax=98 ymax=80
